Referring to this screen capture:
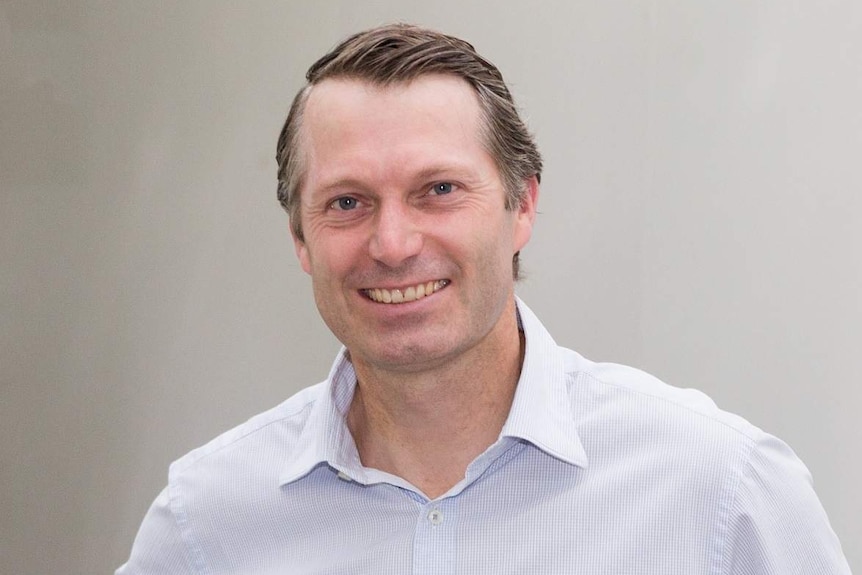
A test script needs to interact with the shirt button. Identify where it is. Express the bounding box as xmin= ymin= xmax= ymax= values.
xmin=336 ymin=470 xmax=352 ymax=482
xmin=428 ymin=509 xmax=443 ymax=525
